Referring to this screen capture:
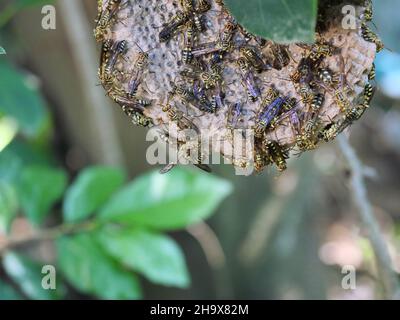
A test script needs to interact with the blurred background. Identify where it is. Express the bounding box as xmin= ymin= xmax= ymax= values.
xmin=1 ymin=0 xmax=400 ymax=300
